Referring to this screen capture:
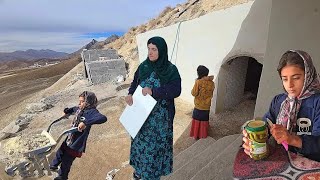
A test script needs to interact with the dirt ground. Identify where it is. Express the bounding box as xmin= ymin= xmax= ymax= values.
xmin=0 ymin=71 xmax=255 ymax=180
xmin=0 ymin=61 xmax=195 ymax=180
xmin=0 ymin=0 xmax=258 ymax=178
xmin=0 ymin=57 xmax=80 ymax=126
xmin=0 ymin=57 xmax=255 ymax=180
